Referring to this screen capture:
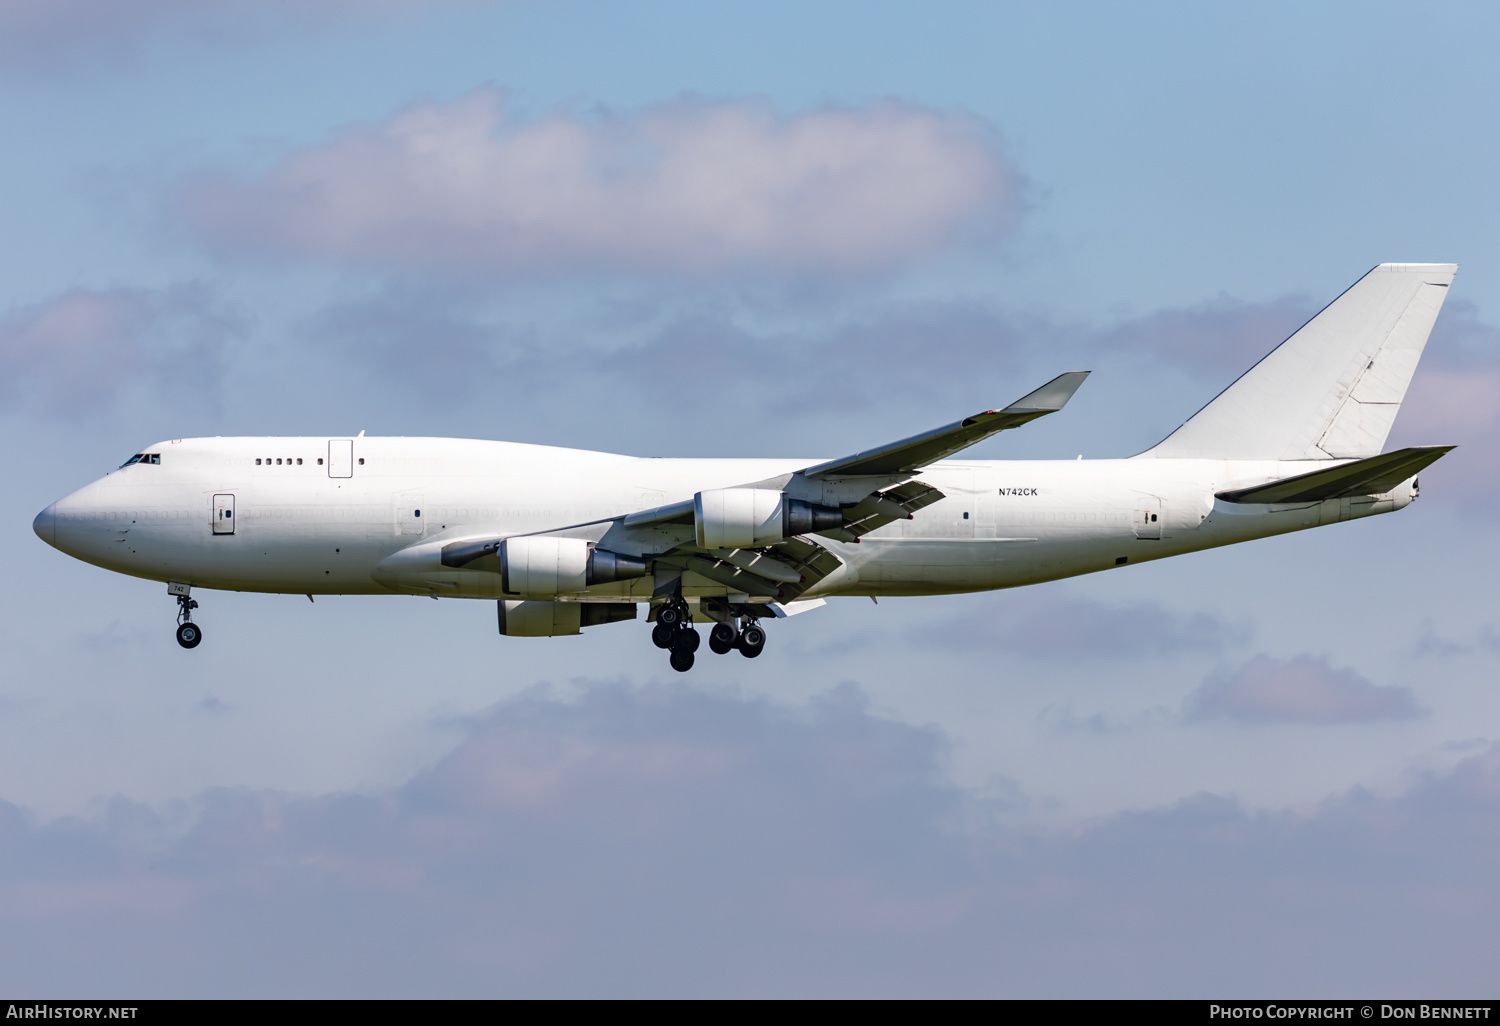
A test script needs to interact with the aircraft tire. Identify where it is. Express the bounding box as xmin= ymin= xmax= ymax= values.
xmin=652 ymin=622 xmax=676 ymax=649
xmin=708 ymin=623 xmax=736 ymax=654
xmin=672 ymin=627 xmax=700 ymax=654
xmin=657 ymin=604 xmax=684 ymax=628
xmin=176 ymin=622 xmax=203 ymax=649
xmin=669 ymin=649 xmax=695 ymax=673
xmin=738 ymin=624 xmax=765 ymax=658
